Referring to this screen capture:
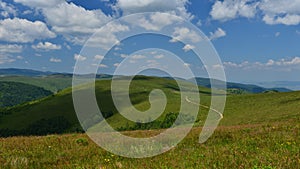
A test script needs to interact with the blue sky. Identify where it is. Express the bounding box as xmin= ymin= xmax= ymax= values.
xmin=0 ymin=0 xmax=299 ymax=82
